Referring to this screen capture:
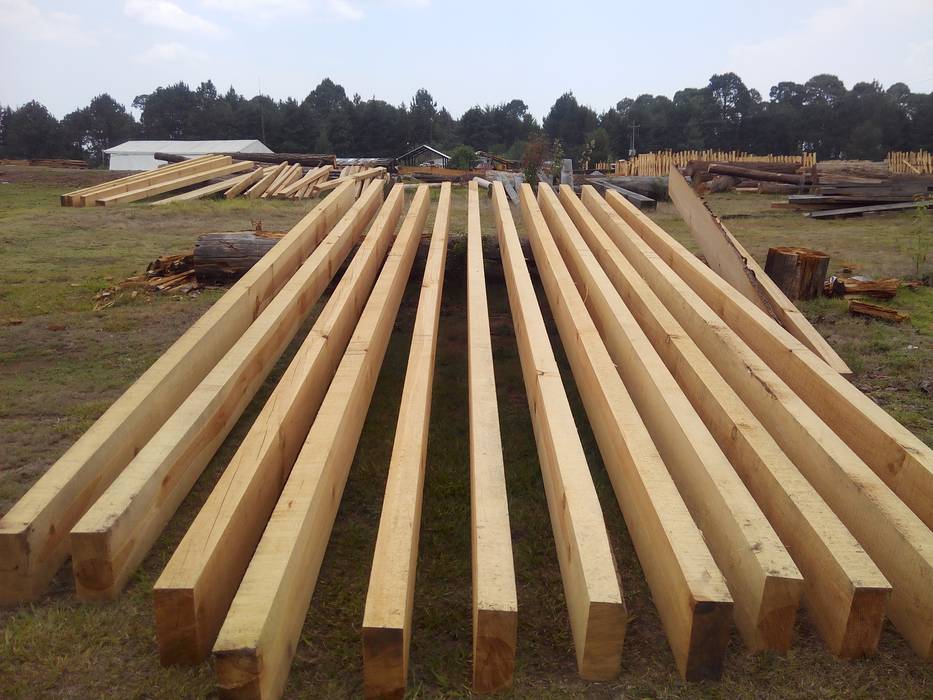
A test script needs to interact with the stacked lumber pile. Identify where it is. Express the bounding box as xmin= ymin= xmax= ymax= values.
xmin=3 ymin=176 xmax=933 ymax=698
xmin=617 ymin=150 xmax=815 ymax=176
xmin=1 ymin=158 xmax=88 ymax=168
xmin=887 ymin=150 xmax=932 ymax=175
xmin=59 ymin=154 xmax=387 ymax=206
